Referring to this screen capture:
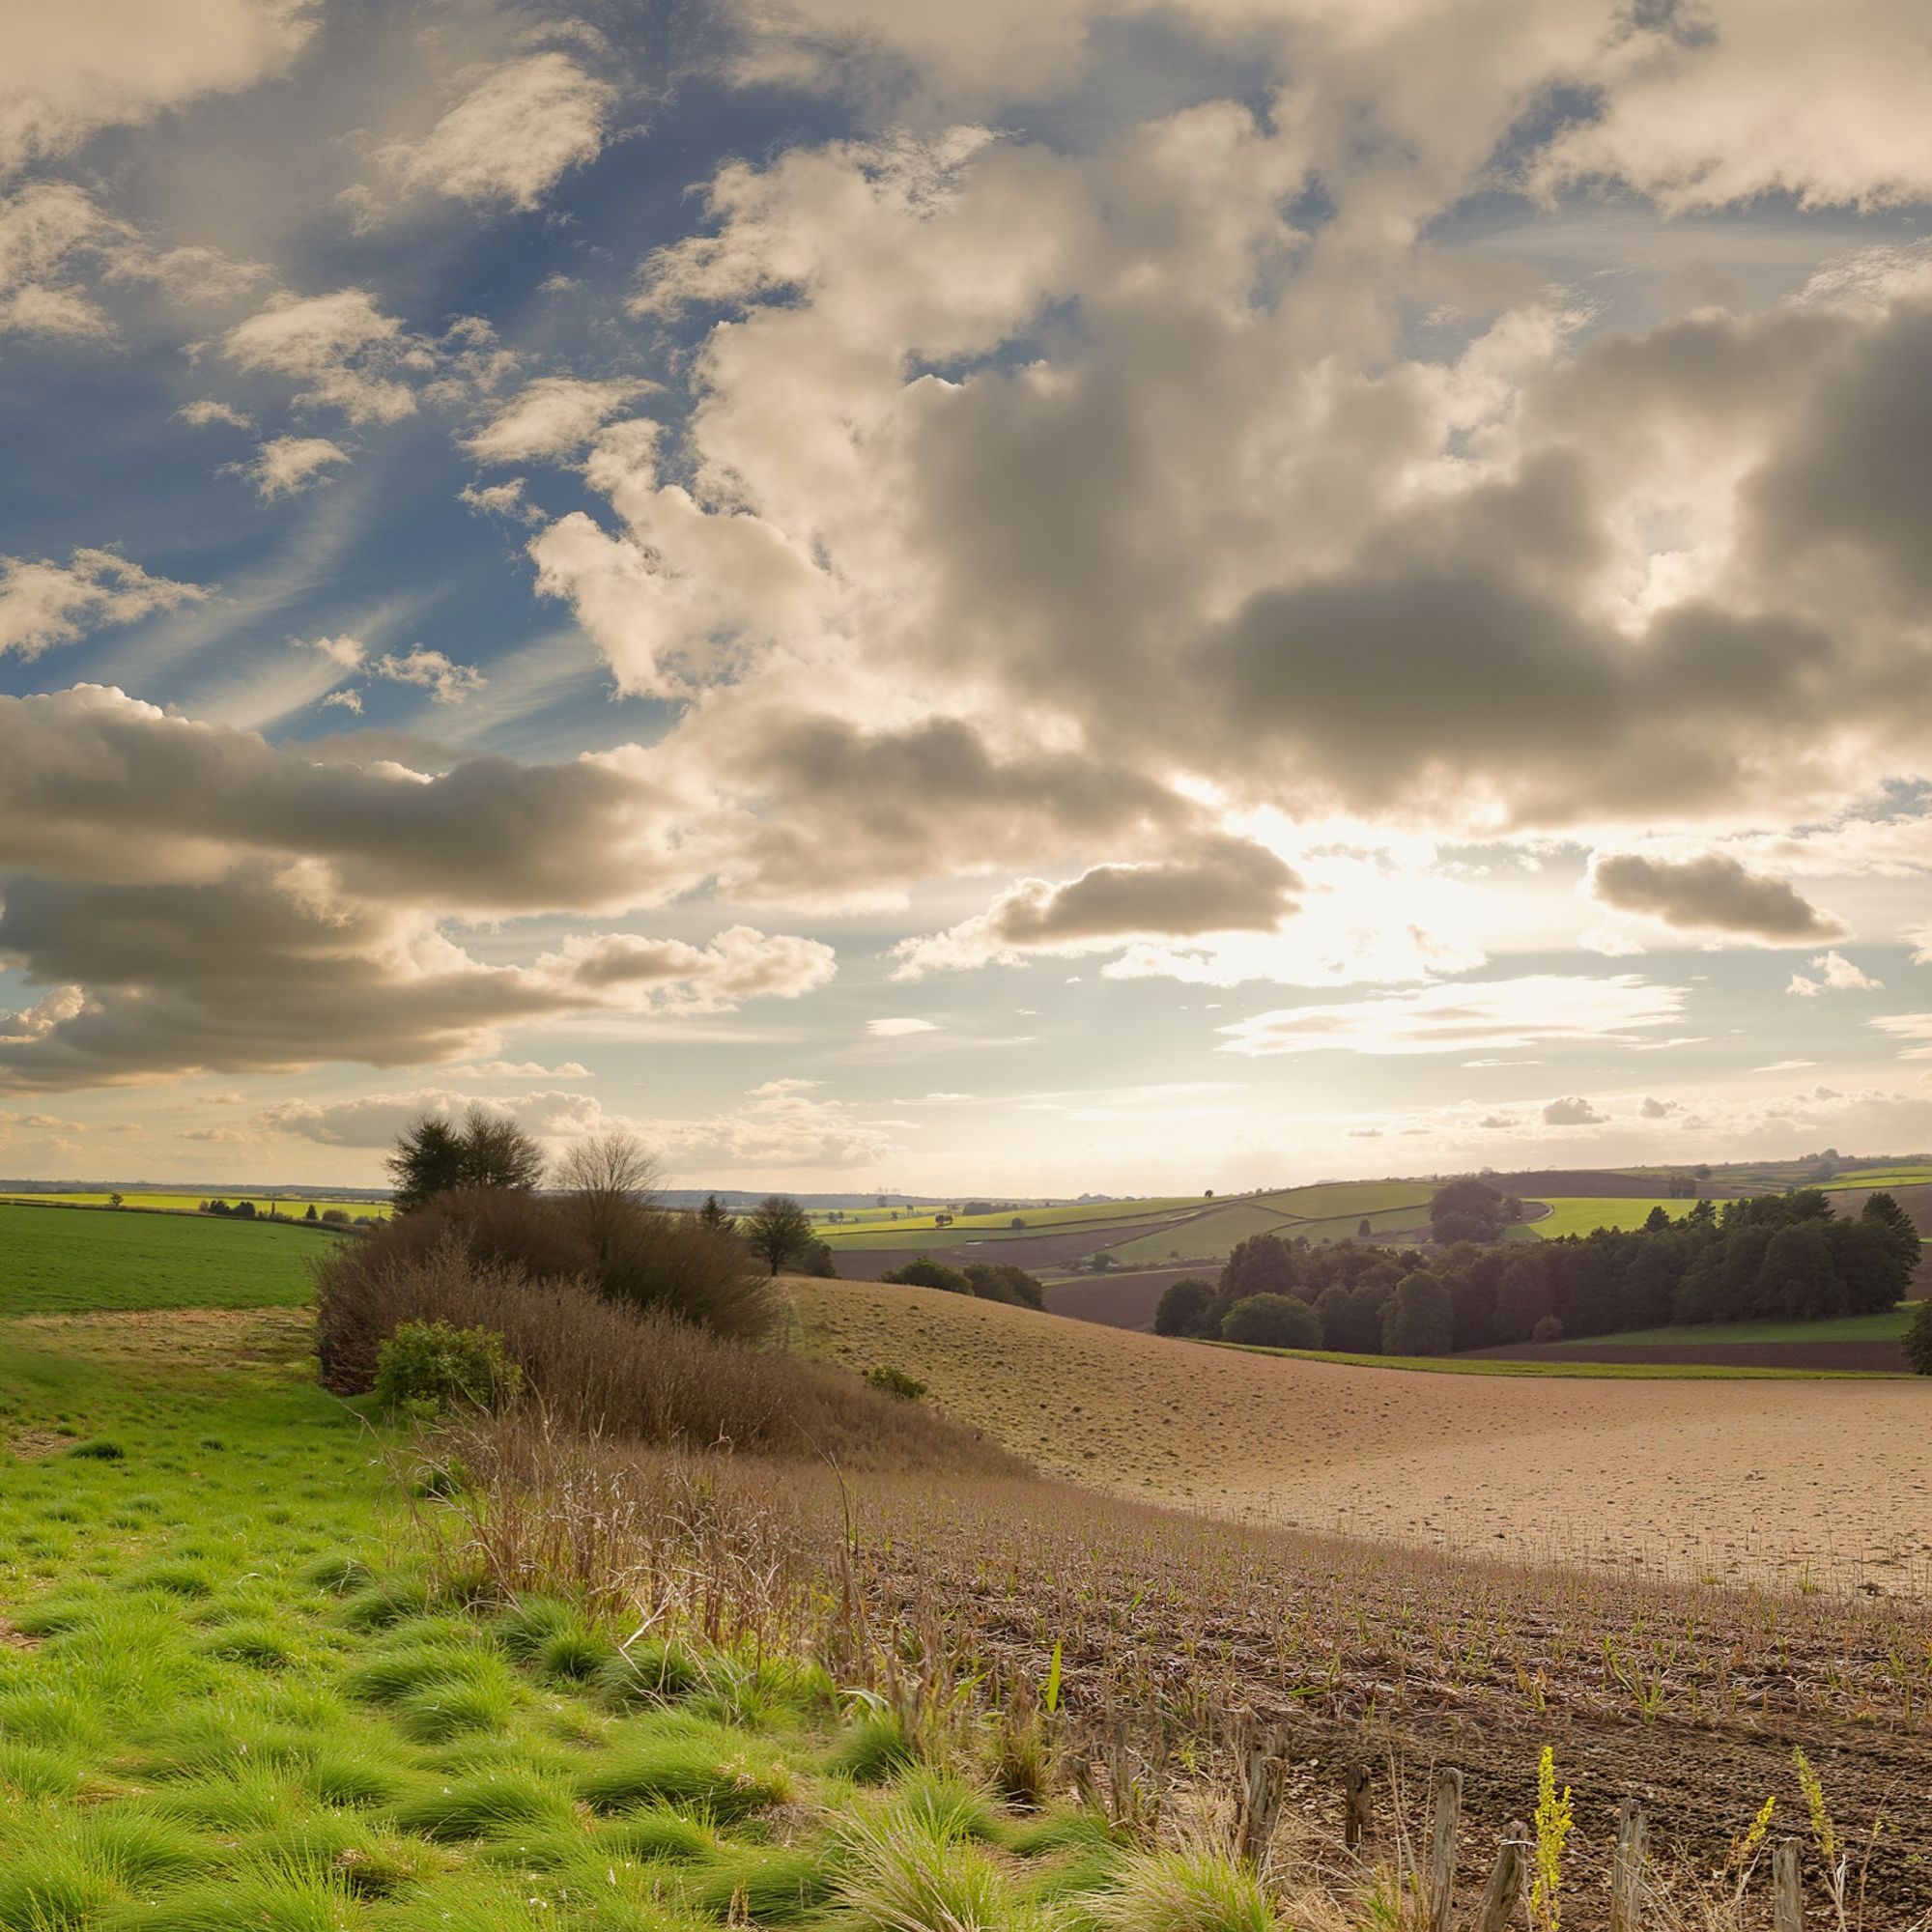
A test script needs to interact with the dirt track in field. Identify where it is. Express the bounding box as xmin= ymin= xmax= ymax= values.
xmin=785 ymin=1276 xmax=1932 ymax=1596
